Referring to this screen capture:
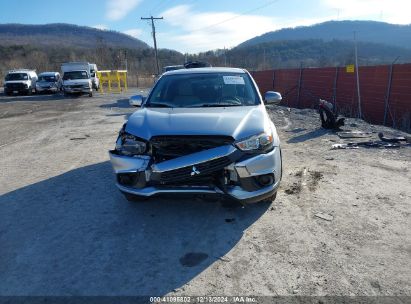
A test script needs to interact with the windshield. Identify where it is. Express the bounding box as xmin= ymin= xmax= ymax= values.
xmin=5 ymin=73 xmax=29 ymax=81
xmin=146 ymin=72 xmax=259 ymax=108
xmin=63 ymin=71 xmax=89 ymax=80
xmin=38 ymin=75 xmax=56 ymax=82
